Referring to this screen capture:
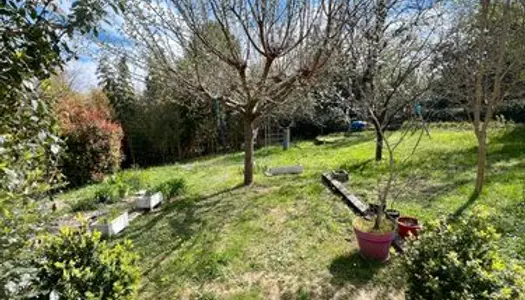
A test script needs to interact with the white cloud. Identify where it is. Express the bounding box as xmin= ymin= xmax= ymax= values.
xmin=65 ymin=58 xmax=98 ymax=93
